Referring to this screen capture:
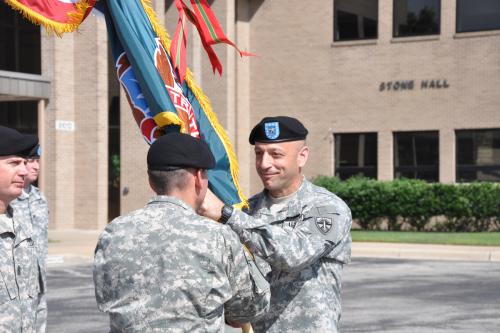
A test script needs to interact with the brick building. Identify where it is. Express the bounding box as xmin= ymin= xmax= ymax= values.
xmin=1 ymin=0 xmax=499 ymax=230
